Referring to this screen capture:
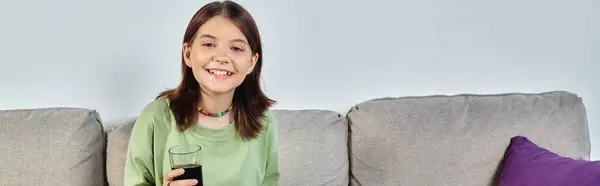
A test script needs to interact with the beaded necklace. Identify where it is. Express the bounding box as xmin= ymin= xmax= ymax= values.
xmin=198 ymin=105 xmax=233 ymax=117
